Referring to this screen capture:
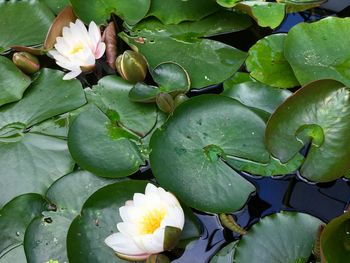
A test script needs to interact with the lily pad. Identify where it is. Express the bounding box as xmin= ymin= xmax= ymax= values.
xmin=70 ymin=0 xmax=151 ymax=25
xmin=0 ymin=194 xmax=48 ymax=259
xmin=210 ymin=242 xmax=237 ymax=263
xmin=284 ymin=17 xmax=350 ymax=86
xmin=278 ymin=0 xmax=325 ymax=12
xmin=86 ymin=75 xmax=157 ymax=136
xmin=0 ymin=246 xmax=26 ymax=263
xmin=234 ymin=1 xmax=286 ymax=29
xmin=320 ymin=211 xmax=350 ymax=263
xmin=40 ymin=0 xmax=69 ymax=14
xmin=216 ymin=0 xmax=241 ymax=8
xmin=120 ymin=11 xmax=248 ymax=89
xmin=266 ymin=80 xmax=350 ymax=182
xmin=24 ymin=170 xmax=119 ymax=263
xmin=150 ymin=95 xmax=272 ymax=213
xmin=0 ymin=56 xmax=31 ymax=107
xmin=0 ymin=0 xmax=54 ymax=52
xmin=147 ymin=0 xmax=219 ymax=25
xmin=222 ymin=79 xmax=292 ymax=118
xmin=0 ymin=133 xmax=75 ymax=208
xmin=129 ymin=62 xmax=190 ymax=102
xmin=0 ymin=68 xmax=86 ymax=130
xmin=68 ymin=105 xmax=145 ymax=178
xmin=234 ymin=212 xmax=323 ymax=262
xmin=246 ymin=34 xmax=299 ymax=88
